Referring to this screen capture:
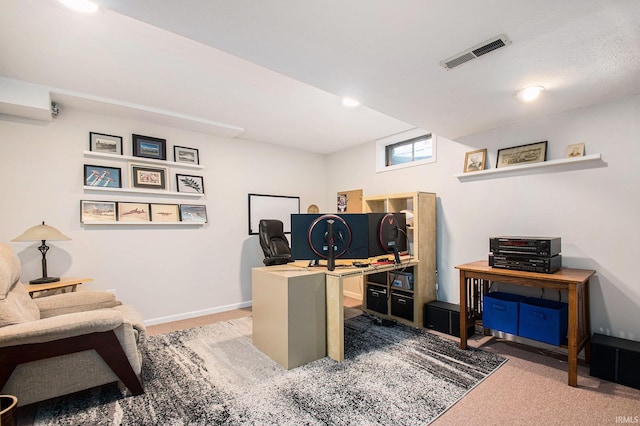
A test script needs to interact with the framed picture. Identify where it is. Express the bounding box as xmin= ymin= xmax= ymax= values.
xmin=89 ymin=132 xmax=123 ymax=155
xmin=496 ymin=141 xmax=547 ymax=168
xmin=463 ymin=149 xmax=487 ymax=172
xmin=174 ymin=146 xmax=199 ymax=165
xmin=84 ymin=164 xmax=122 ymax=188
xmin=566 ymin=143 xmax=585 ymax=158
xmin=179 ymin=204 xmax=208 ymax=223
xmin=117 ymin=202 xmax=150 ymax=222
xmin=80 ymin=200 xmax=117 ymax=223
xmin=176 ymin=174 xmax=205 ymax=194
xmin=129 ymin=163 xmax=168 ymax=190
xmin=150 ymin=203 xmax=180 ymax=222
xmin=132 ymin=134 xmax=167 ymax=160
